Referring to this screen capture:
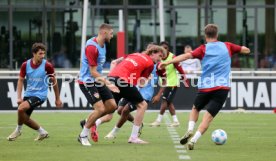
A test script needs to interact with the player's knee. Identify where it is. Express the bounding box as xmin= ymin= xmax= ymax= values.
xmin=18 ymin=104 xmax=29 ymax=113
xmin=193 ymin=105 xmax=201 ymax=112
xmin=18 ymin=107 xmax=25 ymax=113
xmin=109 ymin=102 xmax=117 ymax=111
xmin=117 ymin=108 xmax=122 ymax=115
xmin=137 ymin=101 xmax=147 ymax=110
xmin=122 ymin=108 xmax=130 ymax=116
xmin=95 ymin=106 xmax=105 ymax=114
